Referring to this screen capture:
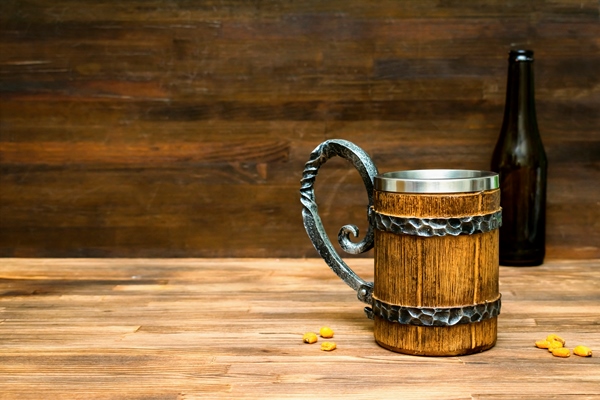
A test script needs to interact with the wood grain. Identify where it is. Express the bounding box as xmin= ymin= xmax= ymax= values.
xmin=373 ymin=188 xmax=500 ymax=355
xmin=1 ymin=1 xmax=599 ymax=258
xmin=0 ymin=258 xmax=599 ymax=399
